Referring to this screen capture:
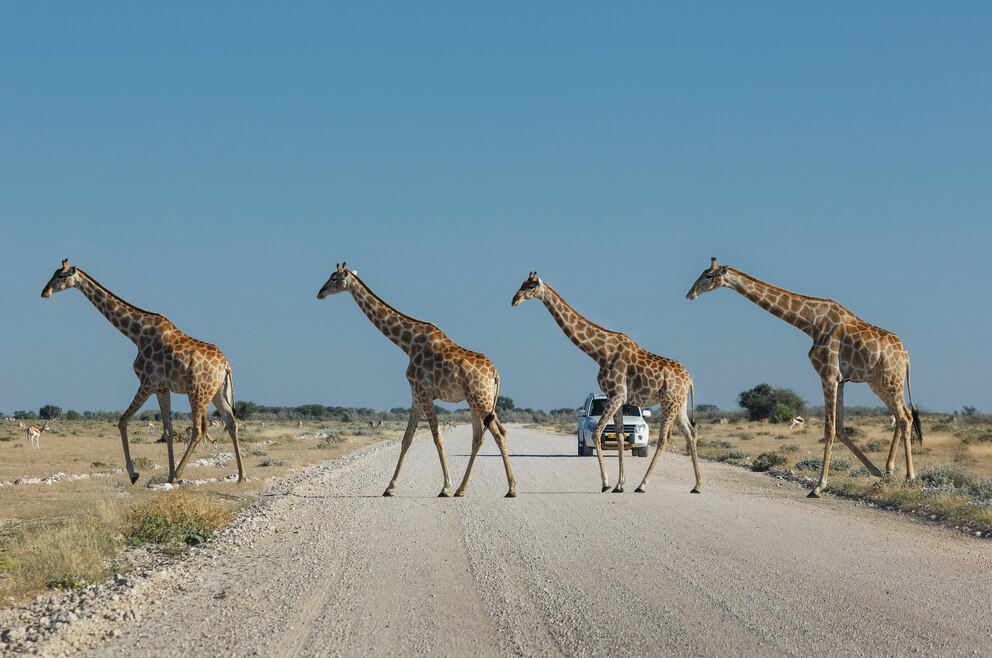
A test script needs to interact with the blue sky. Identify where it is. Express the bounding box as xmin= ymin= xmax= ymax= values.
xmin=2 ymin=2 xmax=990 ymax=415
